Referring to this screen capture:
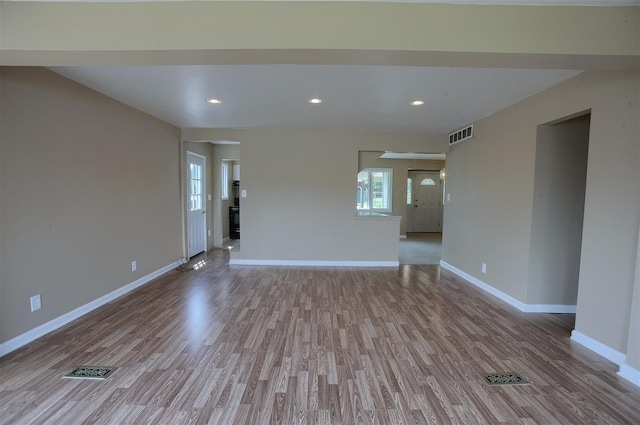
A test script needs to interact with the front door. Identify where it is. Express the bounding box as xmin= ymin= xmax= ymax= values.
xmin=187 ymin=152 xmax=207 ymax=257
xmin=407 ymin=171 xmax=443 ymax=232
